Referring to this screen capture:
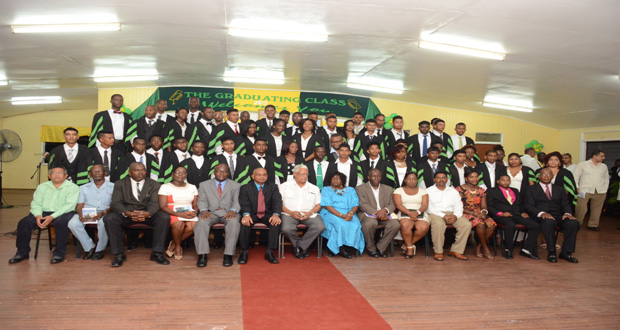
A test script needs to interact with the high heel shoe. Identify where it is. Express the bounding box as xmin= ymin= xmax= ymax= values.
xmin=404 ymin=245 xmax=416 ymax=259
xmin=174 ymin=249 xmax=183 ymax=260
xmin=165 ymin=241 xmax=174 ymax=258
